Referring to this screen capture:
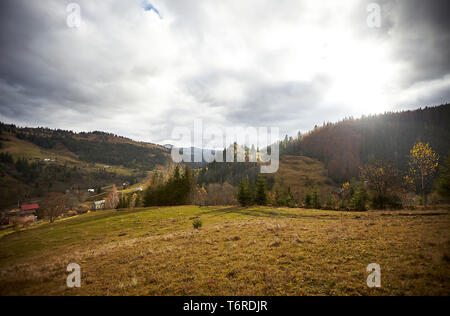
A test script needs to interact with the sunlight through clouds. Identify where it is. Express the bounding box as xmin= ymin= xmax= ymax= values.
xmin=0 ymin=0 xmax=448 ymax=144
